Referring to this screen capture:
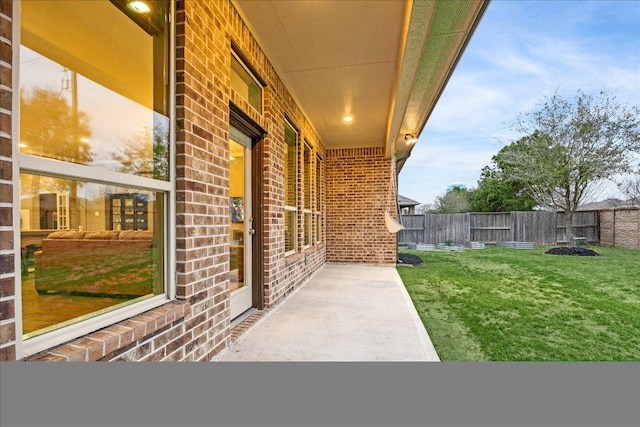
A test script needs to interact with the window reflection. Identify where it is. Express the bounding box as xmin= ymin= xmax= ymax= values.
xmin=18 ymin=0 xmax=171 ymax=341
xmin=20 ymin=173 xmax=163 ymax=337
xmin=303 ymin=143 xmax=312 ymax=247
xmin=284 ymin=122 xmax=298 ymax=253
xmin=19 ymin=0 xmax=169 ymax=180
xmin=231 ymin=55 xmax=263 ymax=113
xmin=229 ymin=139 xmax=245 ymax=291
xmin=316 ymin=156 xmax=323 ymax=243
